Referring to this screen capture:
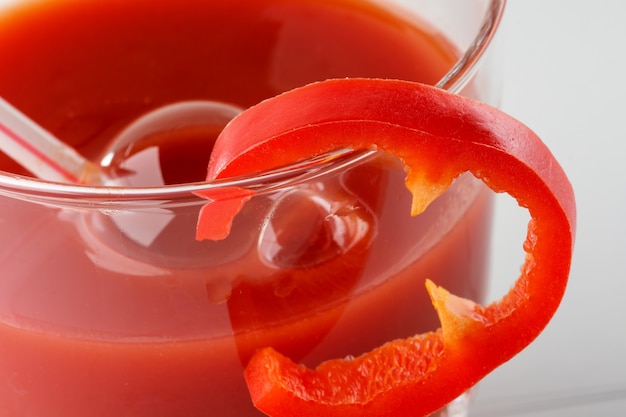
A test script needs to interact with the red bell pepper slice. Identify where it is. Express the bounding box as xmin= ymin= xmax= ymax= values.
xmin=196 ymin=78 xmax=576 ymax=417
